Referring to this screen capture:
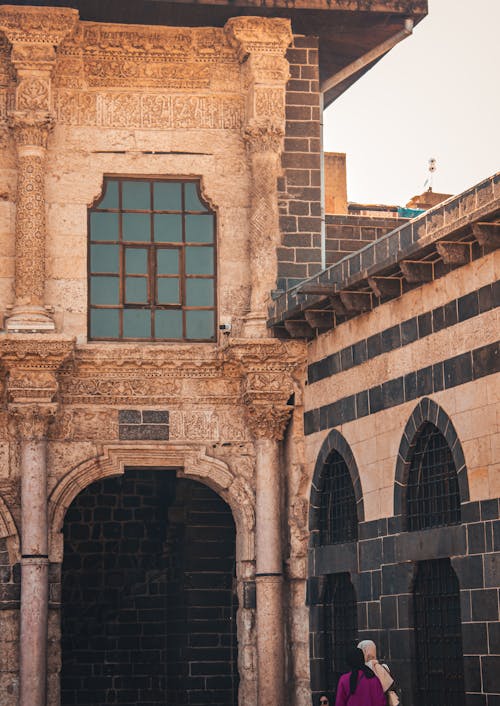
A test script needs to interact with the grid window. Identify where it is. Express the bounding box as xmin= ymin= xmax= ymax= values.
xmin=323 ymin=573 xmax=357 ymax=694
xmin=88 ymin=178 xmax=216 ymax=341
xmin=413 ymin=559 xmax=465 ymax=706
xmin=407 ymin=423 xmax=461 ymax=531
xmin=319 ymin=451 xmax=358 ymax=545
